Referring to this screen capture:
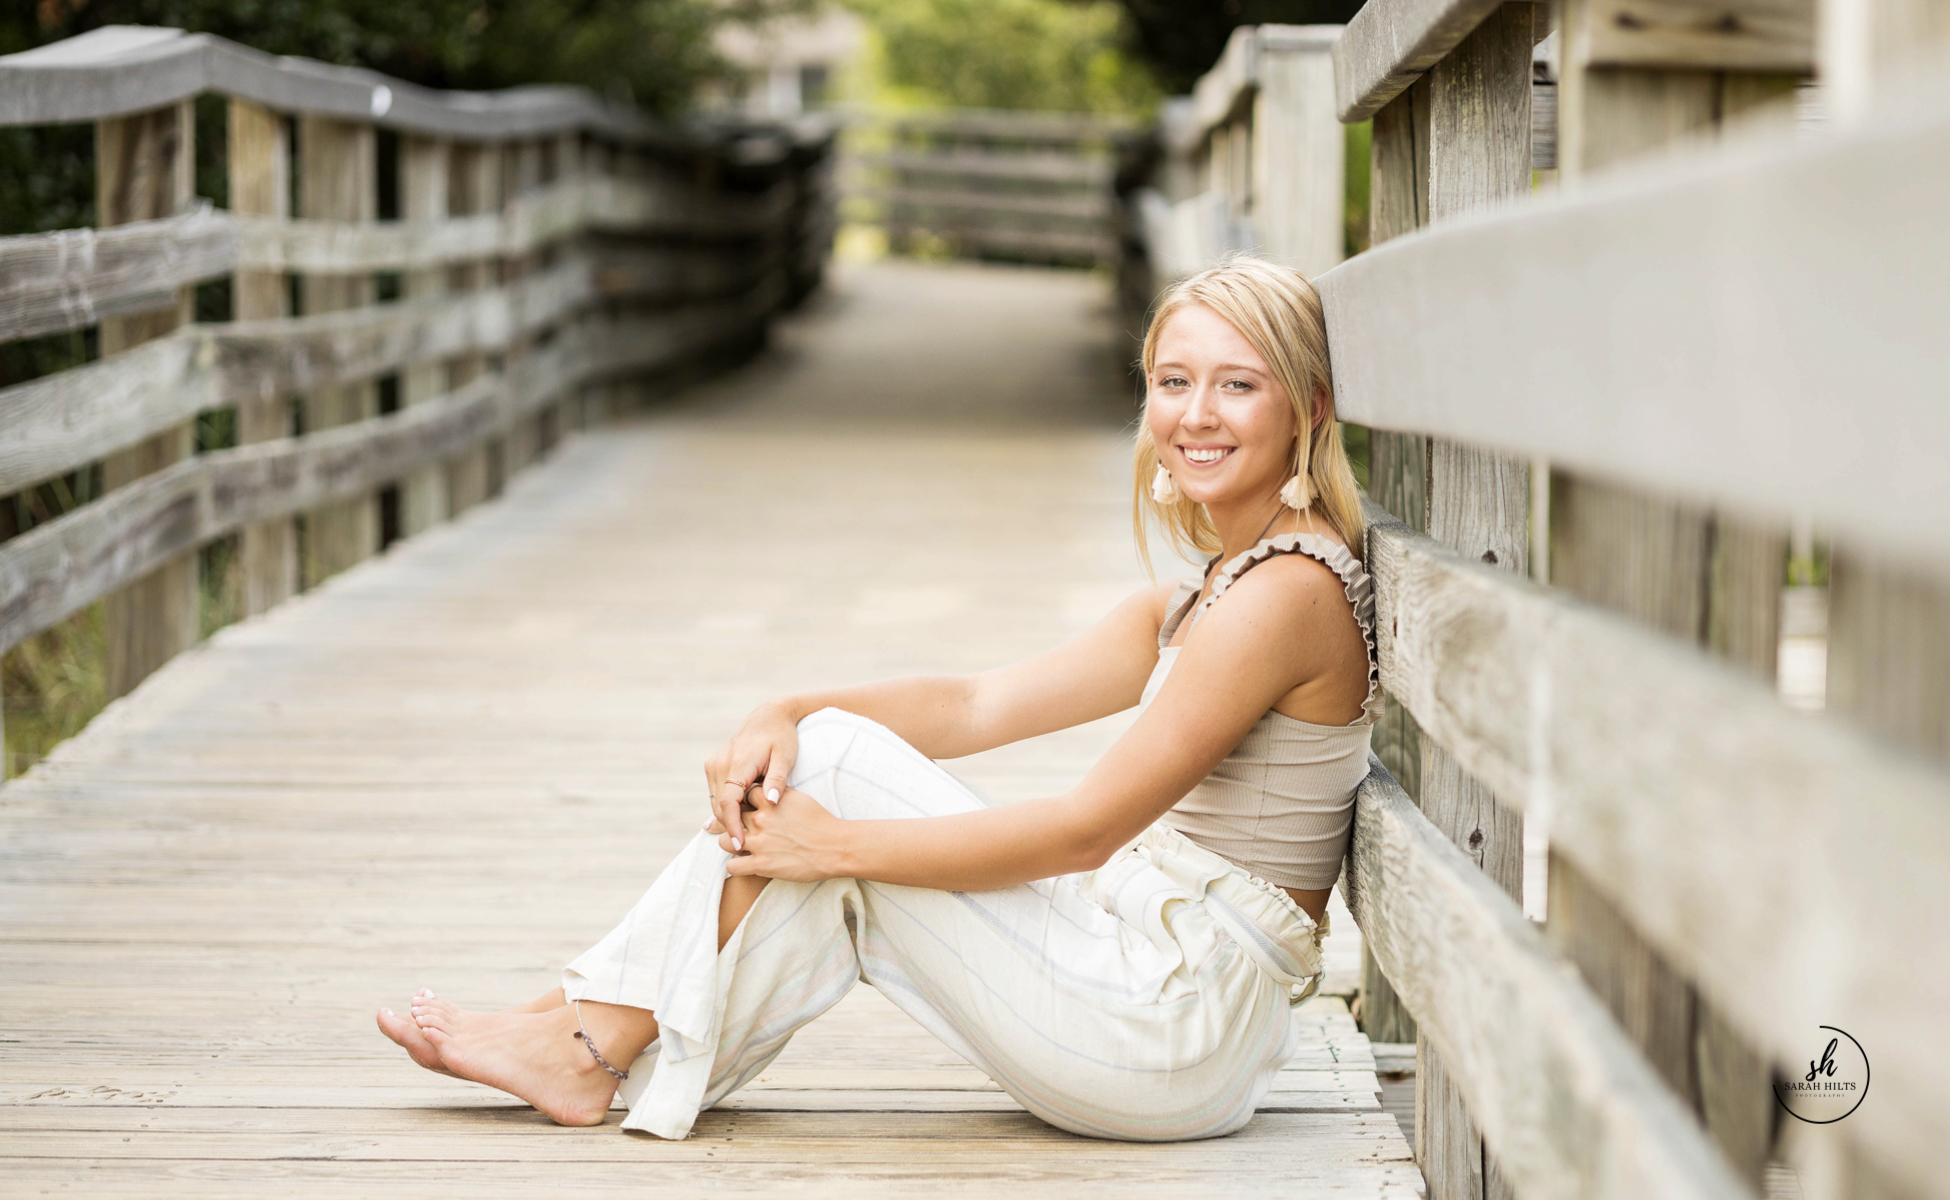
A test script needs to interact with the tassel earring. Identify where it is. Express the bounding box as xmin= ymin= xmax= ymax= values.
xmin=1151 ymin=464 xmax=1180 ymax=503
xmin=1280 ymin=473 xmax=1313 ymax=511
